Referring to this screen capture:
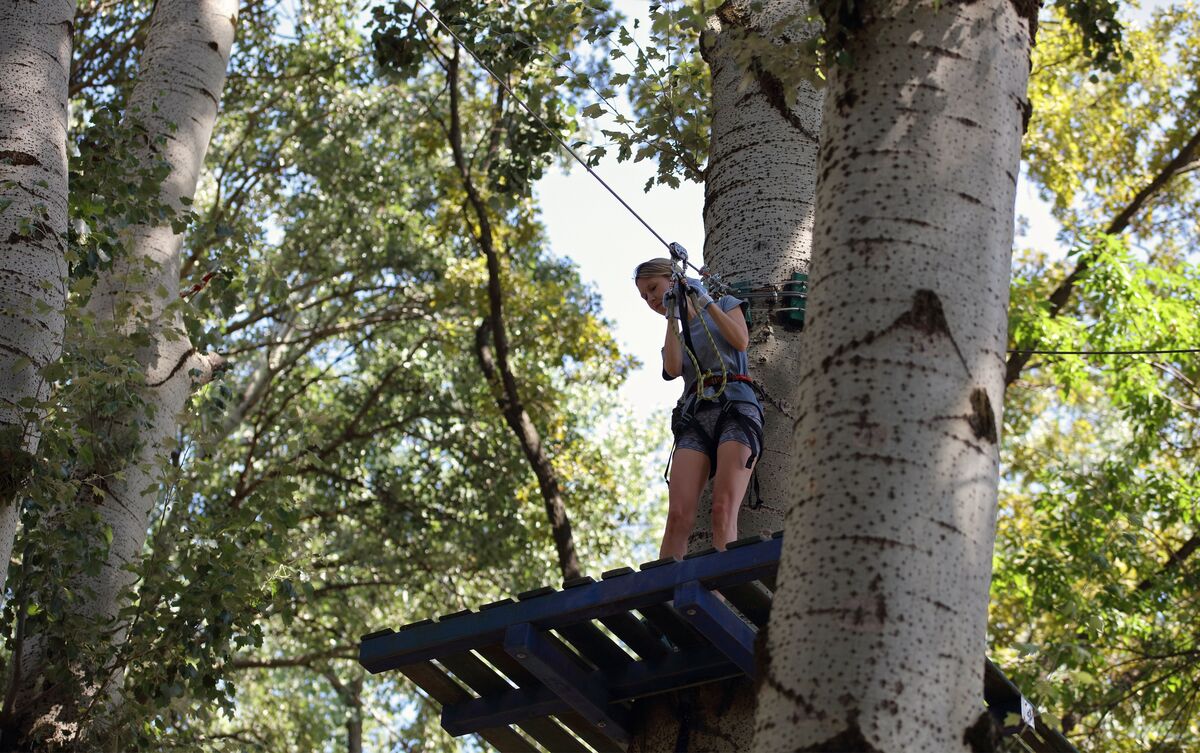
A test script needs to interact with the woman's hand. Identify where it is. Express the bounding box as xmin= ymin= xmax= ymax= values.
xmin=682 ymin=277 xmax=713 ymax=310
xmin=662 ymin=285 xmax=678 ymax=318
